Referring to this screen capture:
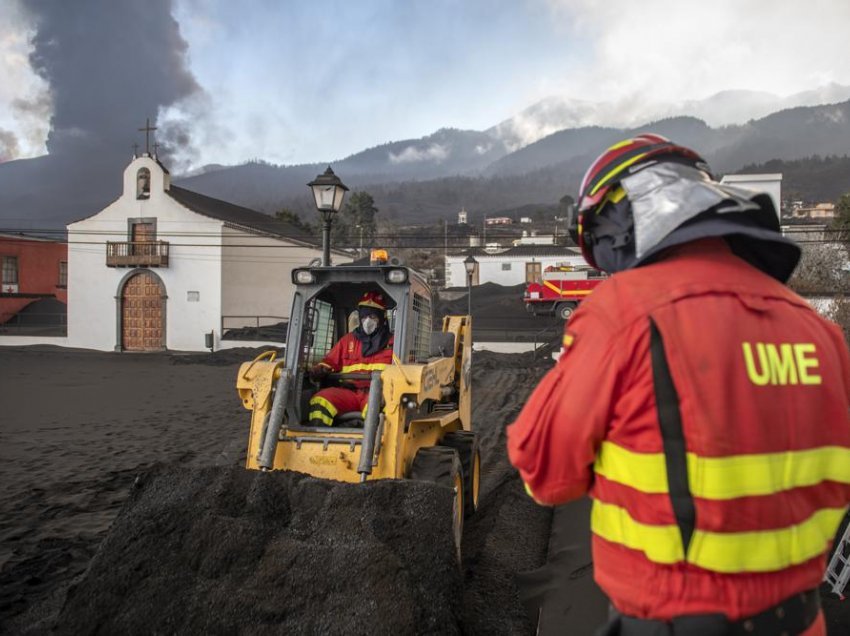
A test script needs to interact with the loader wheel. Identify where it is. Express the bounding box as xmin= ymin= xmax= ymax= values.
xmin=410 ymin=446 xmax=464 ymax=562
xmin=440 ymin=431 xmax=480 ymax=518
